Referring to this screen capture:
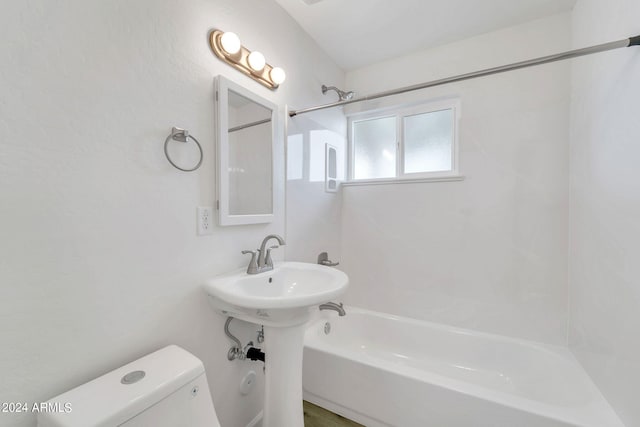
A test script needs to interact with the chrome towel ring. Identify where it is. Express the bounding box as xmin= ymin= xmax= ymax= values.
xmin=164 ymin=127 xmax=203 ymax=172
